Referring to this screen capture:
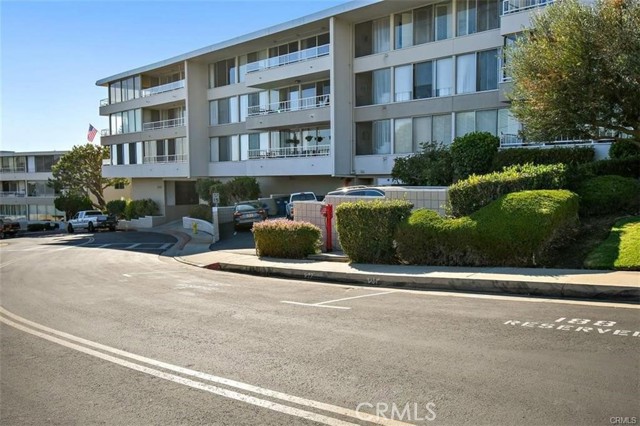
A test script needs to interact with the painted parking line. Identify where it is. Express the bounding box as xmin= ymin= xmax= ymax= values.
xmin=0 ymin=307 xmax=412 ymax=426
xmin=282 ymin=290 xmax=399 ymax=310
xmin=125 ymin=243 xmax=141 ymax=249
